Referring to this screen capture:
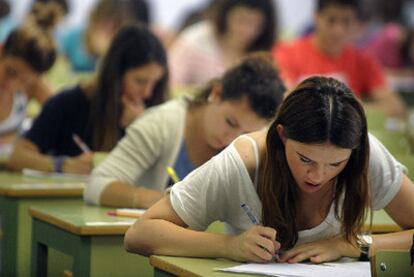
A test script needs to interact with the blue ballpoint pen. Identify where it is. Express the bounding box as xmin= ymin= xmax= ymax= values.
xmin=241 ymin=203 xmax=280 ymax=261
